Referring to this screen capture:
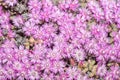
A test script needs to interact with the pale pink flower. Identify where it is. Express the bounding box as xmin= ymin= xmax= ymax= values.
xmin=13 ymin=61 xmax=22 ymax=71
xmin=12 ymin=15 xmax=24 ymax=27
xmin=5 ymin=67 xmax=16 ymax=79
xmin=0 ymin=7 xmax=3 ymax=15
xmin=41 ymin=59 xmax=52 ymax=72
xmin=28 ymin=69 xmax=40 ymax=80
xmin=4 ymin=0 xmax=17 ymax=6
xmin=0 ymin=12 xmax=10 ymax=24
xmin=0 ymin=29 xmax=2 ymax=37
xmin=88 ymin=0 xmax=104 ymax=21
xmin=29 ymin=11 xmax=41 ymax=24
xmin=46 ymin=48 xmax=62 ymax=60
xmin=59 ymin=0 xmax=79 ymax=11
xmin=14 ymin=46 xmax=28 ymax=60
xmin=51 ymin=61 xmax=65 ymax=73
xmin=28 ymin=0 xmax=41 ymax=11
xmin=69 ymin=0 xmax=79 ymax=11
xmin=73 ymin=49 xmax=86 ymax=61
xmin=97 ymin=64 xmax=107 ymax=77
xmin=1 ymin=23 xmax=11 ymax=30
xmin=2 ymin=40 xmax=15 ymax=49
xmin=7 ymin=30 xmax=15 ymax=38
xmin=23 ymin=21 xmax=38 ymax=36
xmin=66 ymin=67 xmax=79 ymax=80
xmin=0 ymin=67 xmax=6 ymax=80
